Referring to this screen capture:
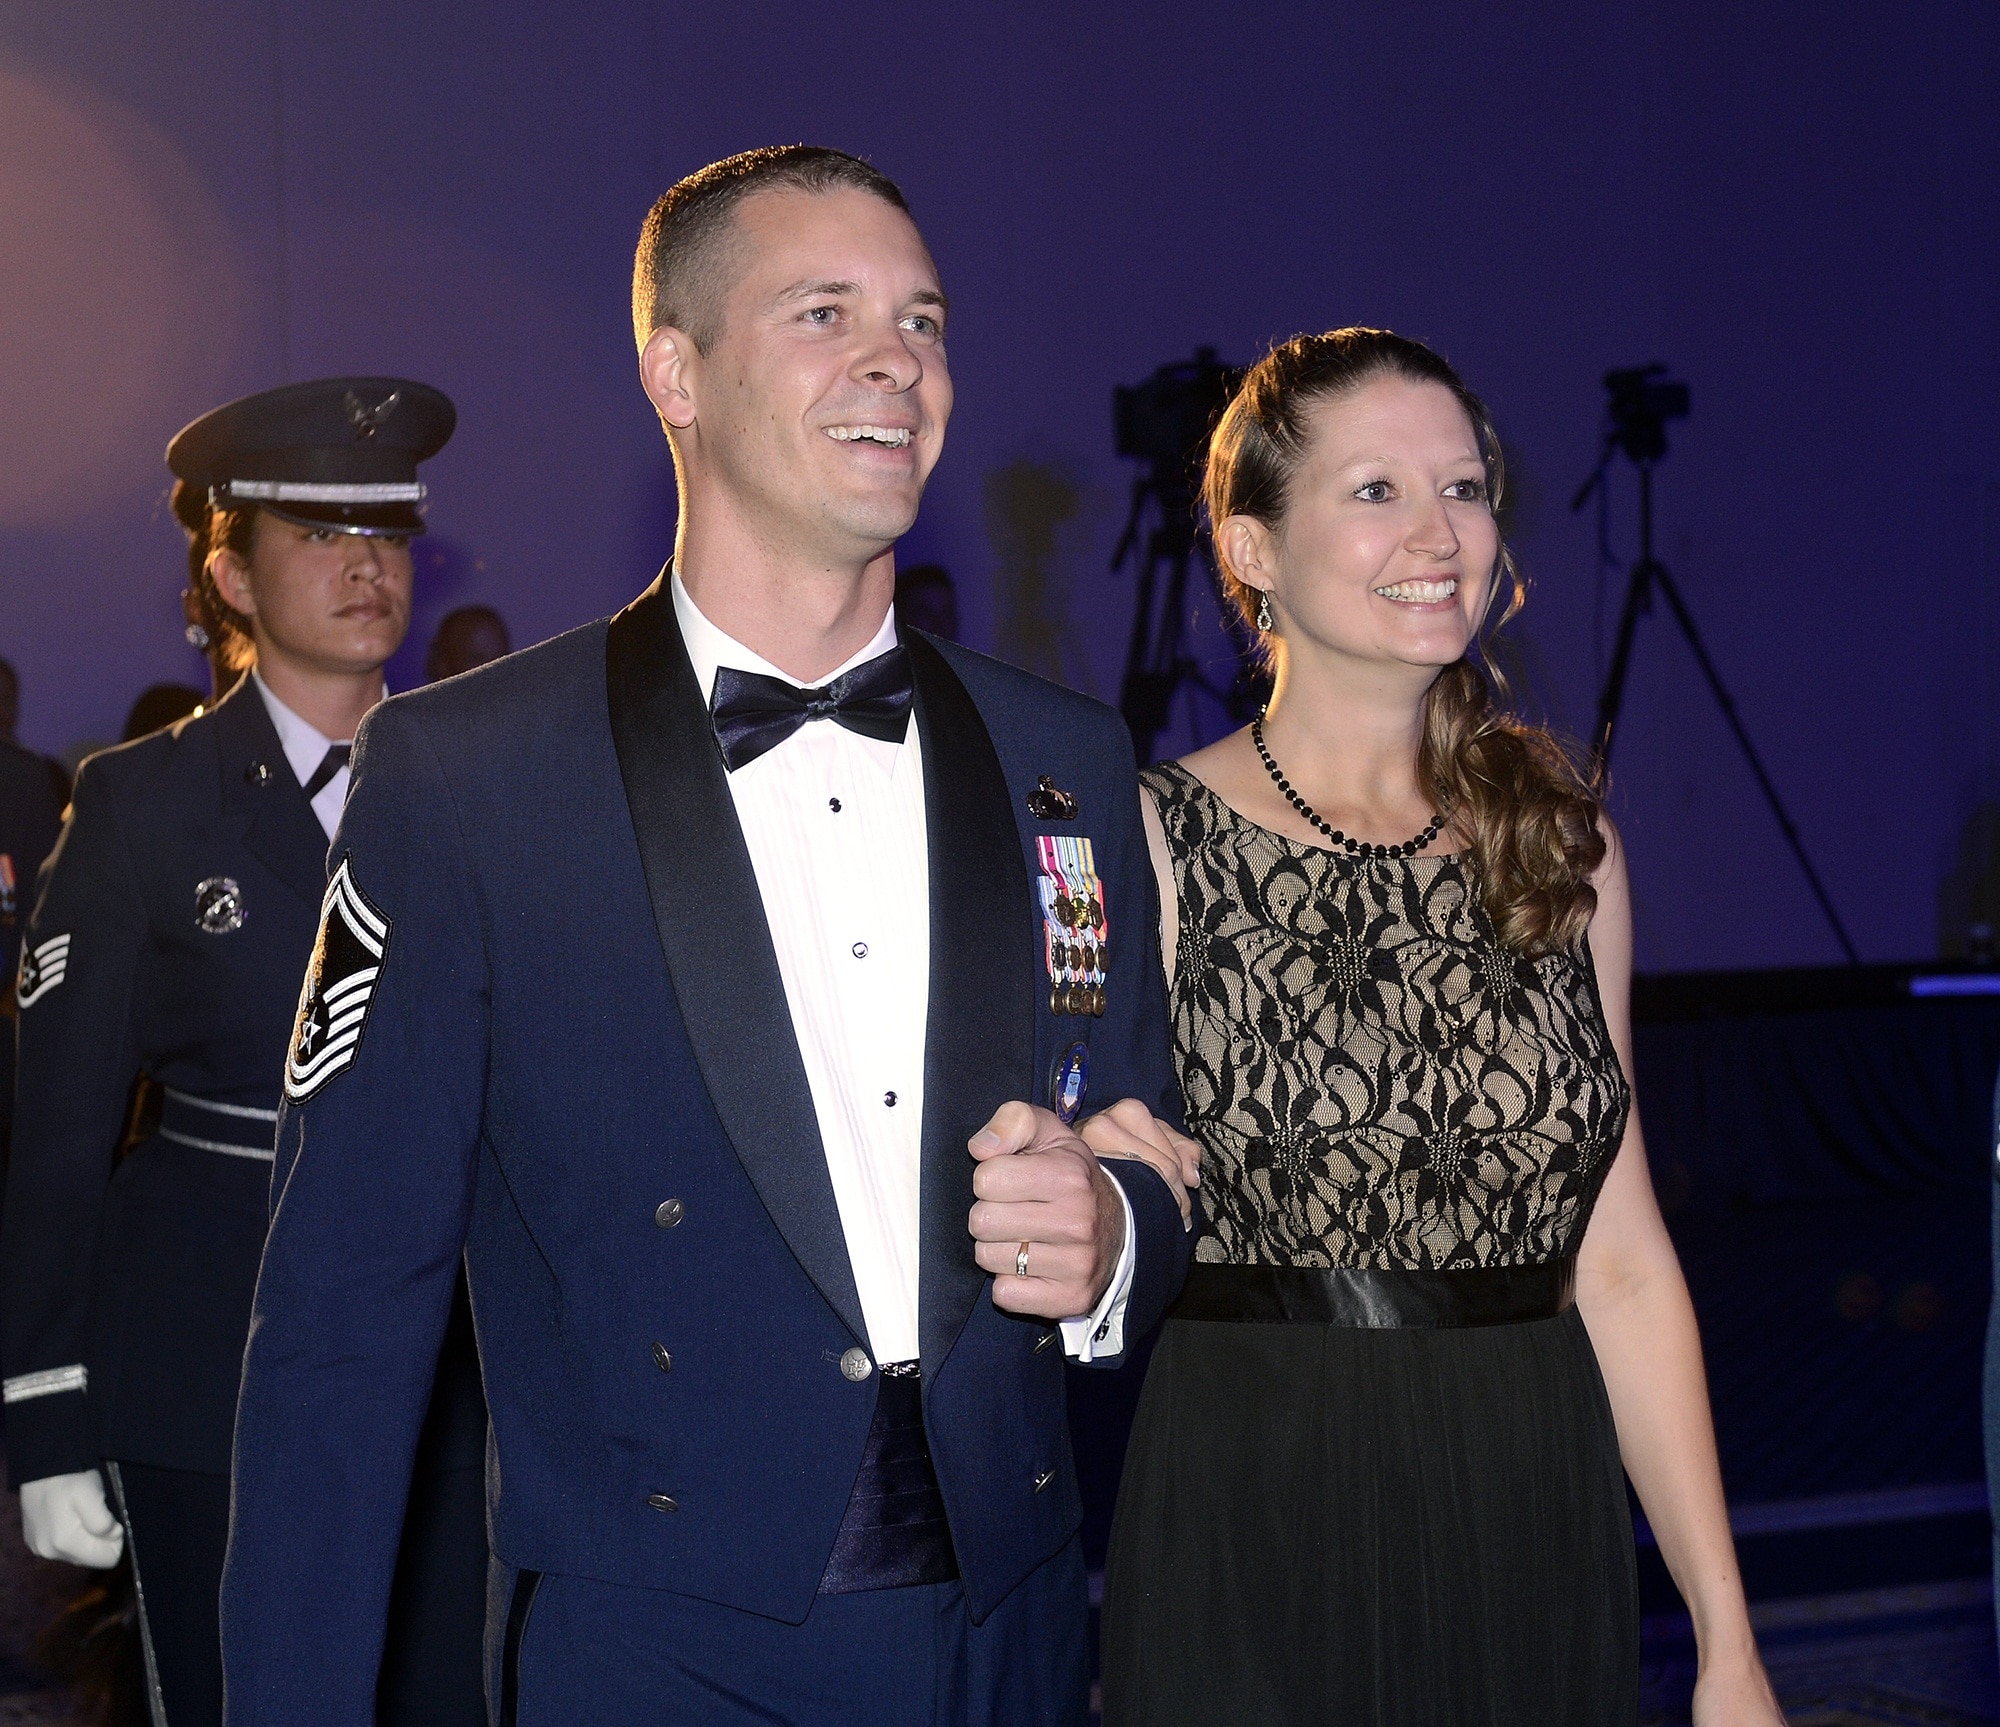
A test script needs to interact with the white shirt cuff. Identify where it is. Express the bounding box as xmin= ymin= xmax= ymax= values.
xmin=1060 ymin=1177 xmax=1137 ymax=1363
